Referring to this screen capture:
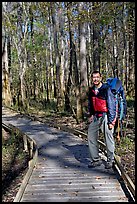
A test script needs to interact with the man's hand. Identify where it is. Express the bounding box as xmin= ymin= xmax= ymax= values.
xmin=108 ymin=124 xmax=114 ymax=130
xmin=88 ymin=115 xmax=94 ymax=123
